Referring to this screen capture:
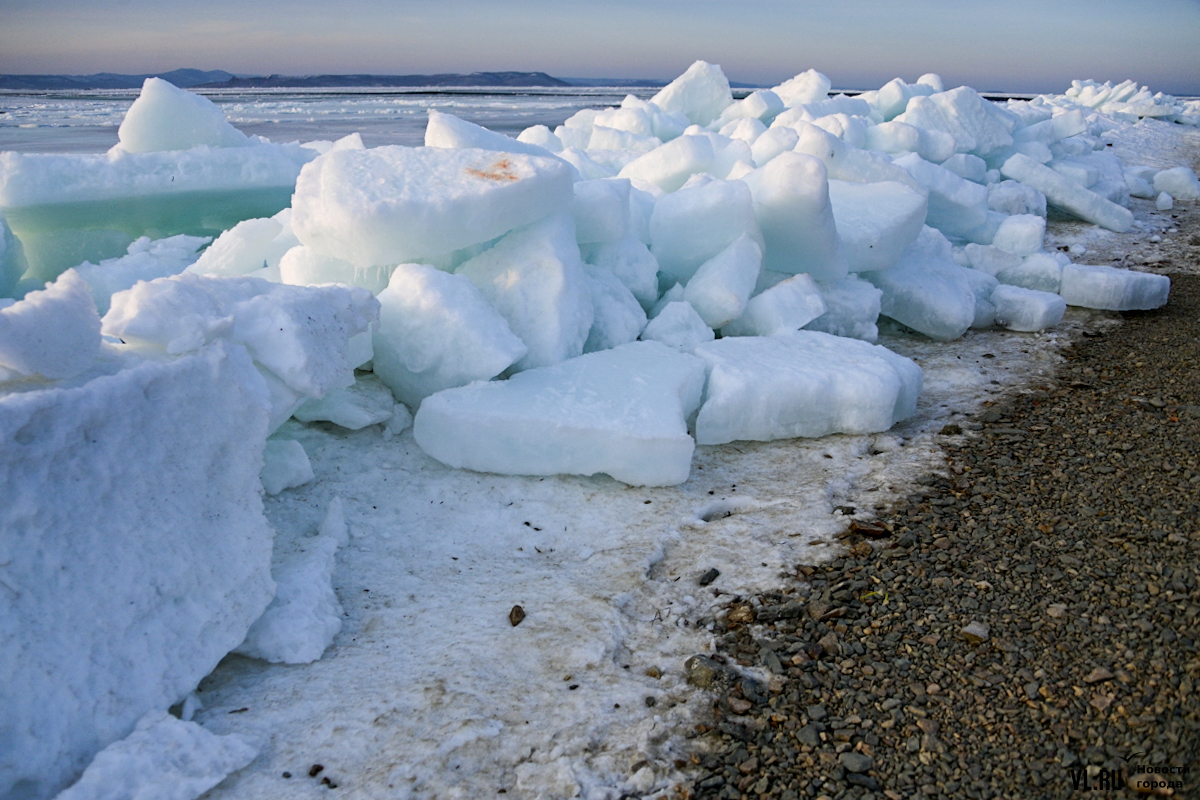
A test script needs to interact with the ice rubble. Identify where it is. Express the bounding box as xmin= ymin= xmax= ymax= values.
xmin=1 ymin=64 xmax=1194 ymax=798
